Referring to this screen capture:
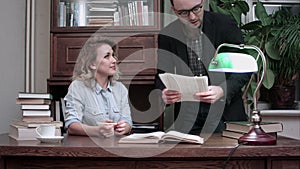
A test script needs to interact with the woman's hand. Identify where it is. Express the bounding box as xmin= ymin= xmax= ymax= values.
xmin=114 ymin=120 xmax=131 ymax=135
xmin=98 ymin=120 xmax=115 ymax=137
